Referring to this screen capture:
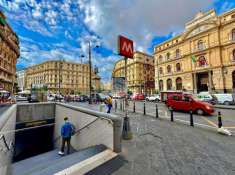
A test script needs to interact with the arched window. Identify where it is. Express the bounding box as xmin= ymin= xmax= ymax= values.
xmin=233 ymin=49 xmax=235 ymax=61
xmin=159 ymin=55 xmax=163 ymax=62
xmin=159 ymin=67 xmax=163 ymax=74
xmin=198 ymin=56 xmax=207 ymax=66
xmin=176 ymin=77 xmax=182 ymax=90
xmin=167 ymin=65 xmax=172 ymax=73
xmin=198 ymin=40 xmax=204 ymax=50
xmin=166 ymin=52 xmax=171 ymax=60
xmin=176 ymin=63 xmax=181 ymax=72
xmin=233 ymin=71 xmax=235 ymax=89
xmin=232 ymin=29 xmax=235 ymax=41
xmin=167 ymin=79 xmax=172 ymax=90
xmin=159 ymin=80 xmax=163 ymax=91
xmin=176 ymin=49 xmax=180 ymax=58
